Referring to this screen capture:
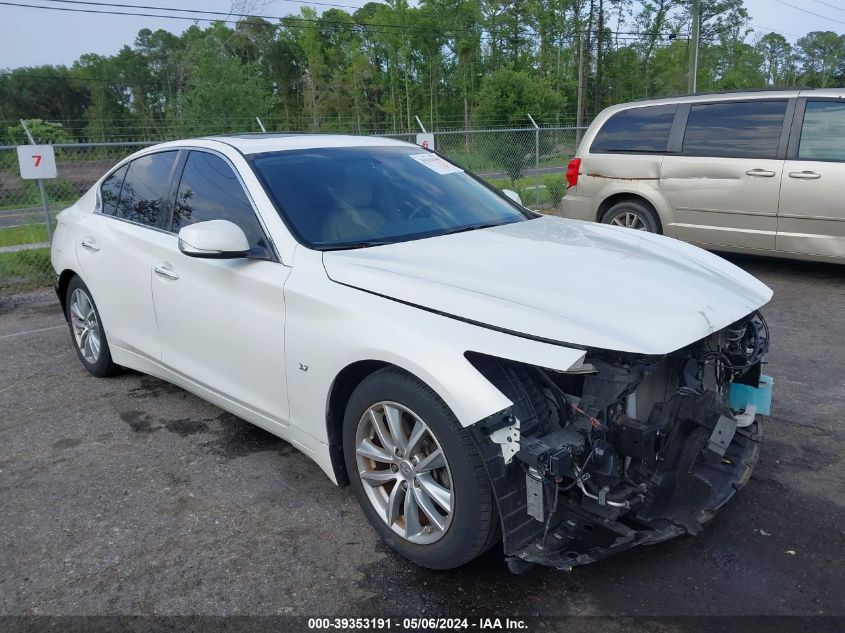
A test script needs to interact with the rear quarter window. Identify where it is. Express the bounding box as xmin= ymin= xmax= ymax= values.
xmin=590 ymin=104 xmax=678 ymax=153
